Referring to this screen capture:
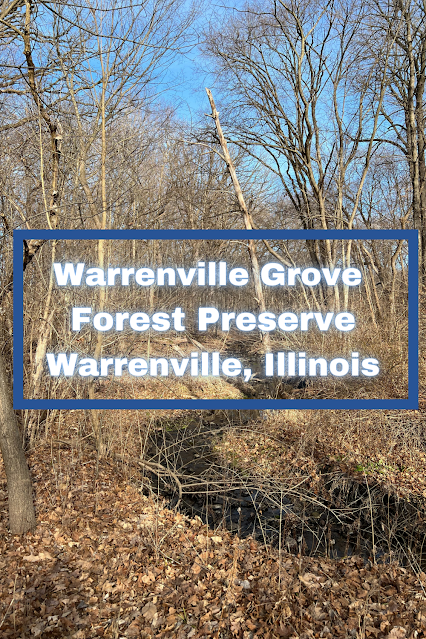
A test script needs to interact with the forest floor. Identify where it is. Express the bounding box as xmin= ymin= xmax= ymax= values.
xmin=1 ymin=440 xmax=426 ymax=639
xmin=2 ymin=391 xmax=426 ymax=638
